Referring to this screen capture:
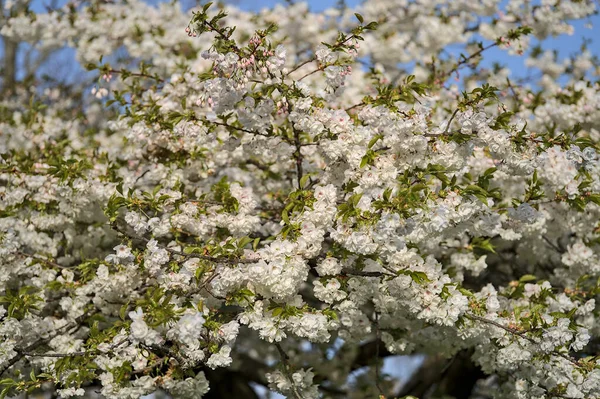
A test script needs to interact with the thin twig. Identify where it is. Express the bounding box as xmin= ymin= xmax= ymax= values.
xmin=441 ymin=42 xmax=498 ymax=81
xmin=202 ymin=20 xmax=240 ymax=52
xmin=0 ymin=311 xmax=97 ymax=376
xmin=112 ymin=224 xmax=258 ymax=264
xmin=505 ymin=77 xmax=520 ymax=104
xmin=288 ymin=32 xmax=357 ymax=80
xmin=466 ymin=314 xmax=581 ymax=367
xmin=210 ymin=119 xmax=301 ymax=146
xmin=345 ymin=101 xmax=364 ymax=112
xmin=212 ymin=121 xmax=266 ymax=136
xmin=443 ymin=108 xmax=461 ymax=134
xmin=341 ymin=269 xmax=394 ymax=278
xmin=20 ymin=337 xmax=129 ymax=358
xmin=275 ymin=343 xmax=304 ymax=399
xmin=14 ymin=250 xmax=74 ymax=270
xmin=108 ymin=69 xmax=164 ymax=83
xmin=541 ymin=235 xmax=562 ymax=253
xmin=286 ymin=57 xmax=316 ymax=76
xmin=292 ymin=127 xmax=304 ymax=188
xmin=298 ymin=67 xmax=324 ymax=81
